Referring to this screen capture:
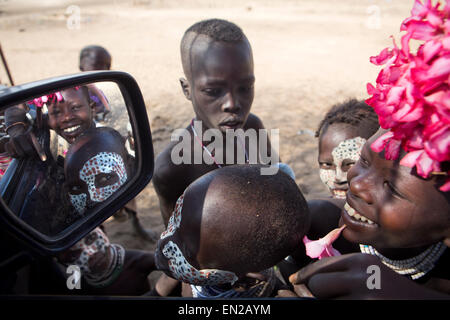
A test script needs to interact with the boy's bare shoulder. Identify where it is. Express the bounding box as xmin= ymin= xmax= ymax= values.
xmin=244 ymin=113 xmax=265 ymax=130
xmin=153 ymin=140 xmax=190 ymax=189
